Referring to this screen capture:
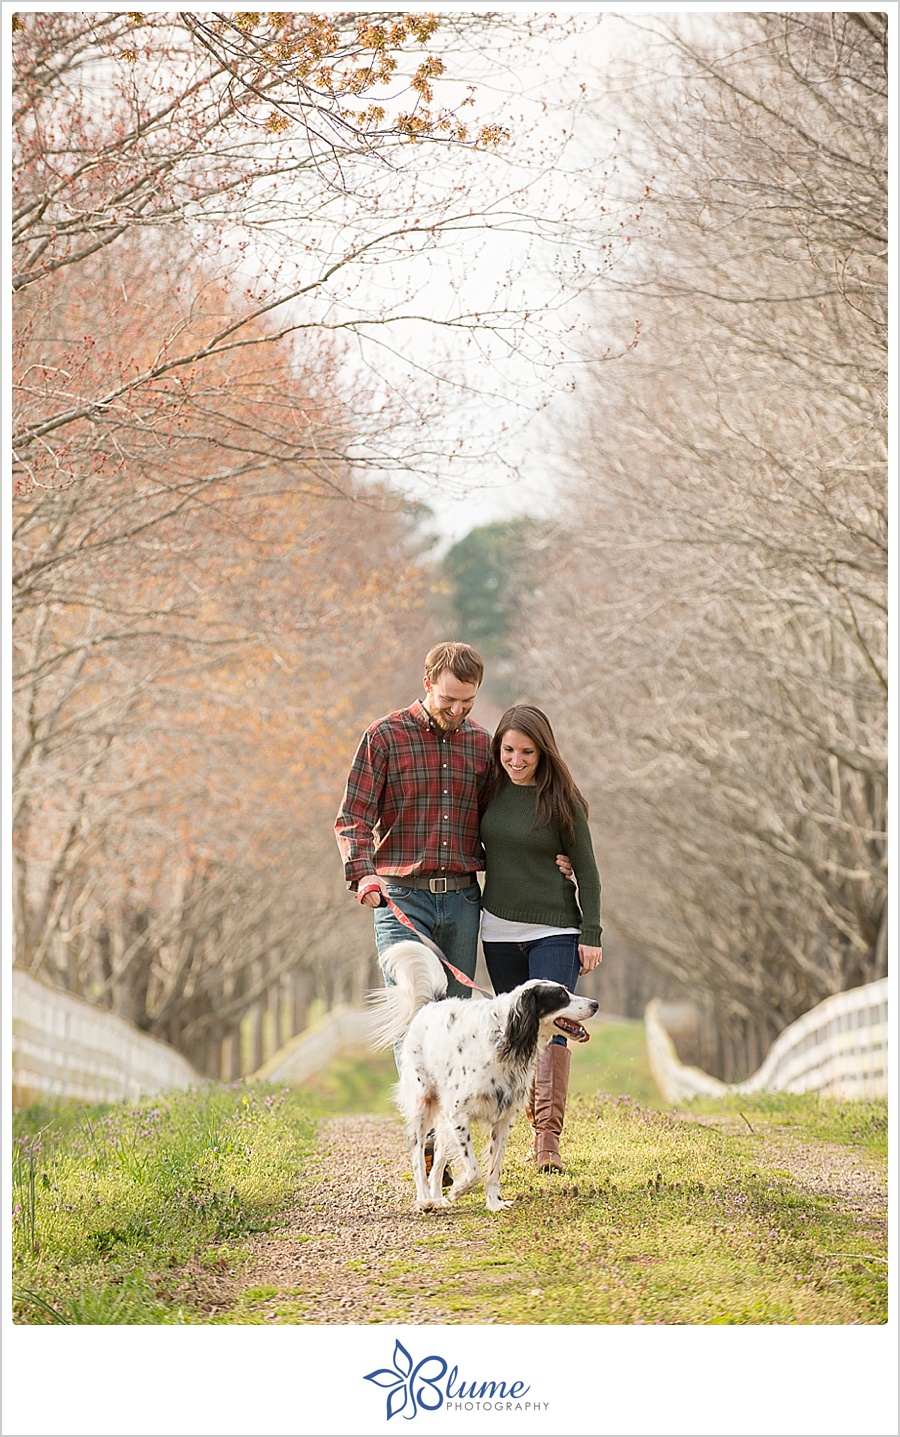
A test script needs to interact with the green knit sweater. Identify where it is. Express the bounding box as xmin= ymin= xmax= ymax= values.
xmin=480 ymin=779 xmax=602 ymax=945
